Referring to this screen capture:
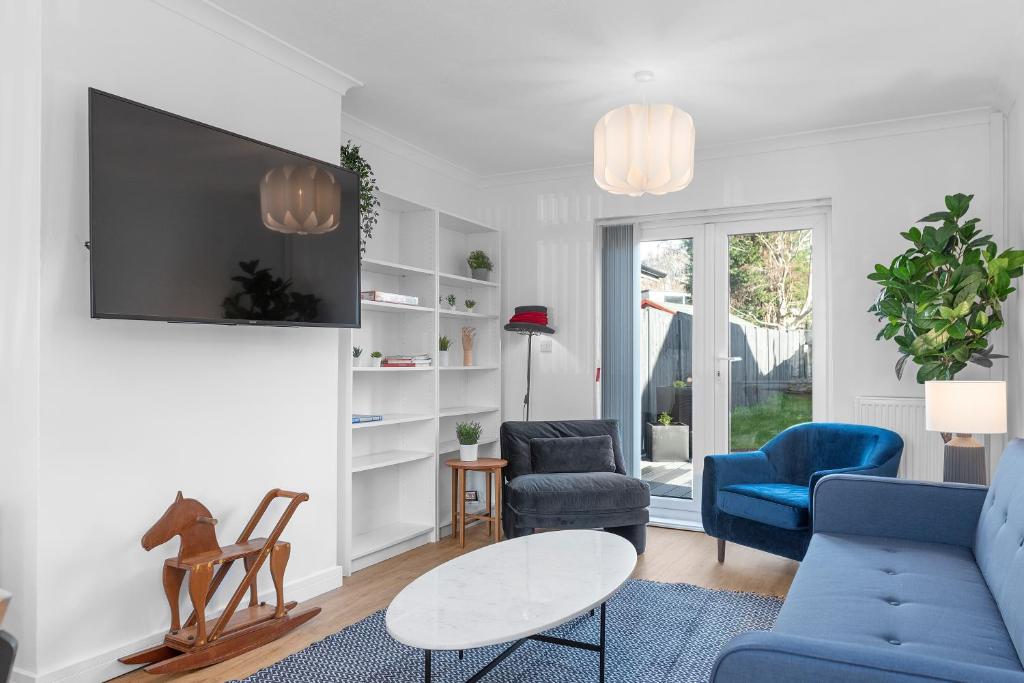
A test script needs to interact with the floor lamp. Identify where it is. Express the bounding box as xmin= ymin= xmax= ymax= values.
xmin=504 ymin=305 xmax=554 ymax=421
